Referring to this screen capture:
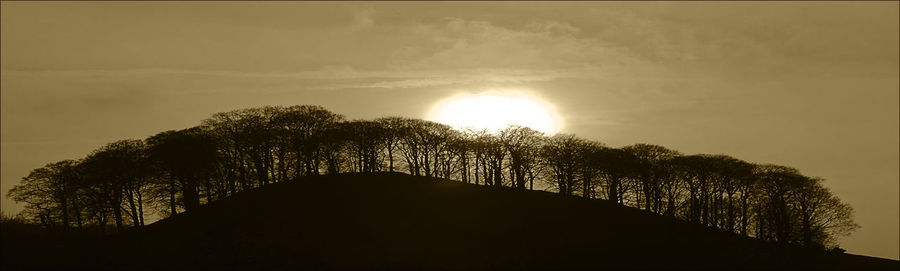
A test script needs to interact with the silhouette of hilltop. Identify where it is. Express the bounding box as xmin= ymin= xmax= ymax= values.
xmin=3 ymin=172 xmax=897 ymax=270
